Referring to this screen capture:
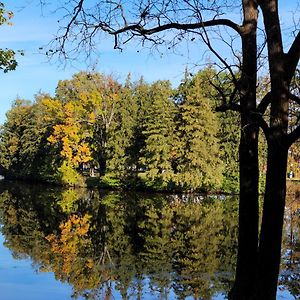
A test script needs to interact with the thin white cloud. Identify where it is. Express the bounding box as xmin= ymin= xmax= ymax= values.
xmin=0 ymin=19 xmax=57 ymax=44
